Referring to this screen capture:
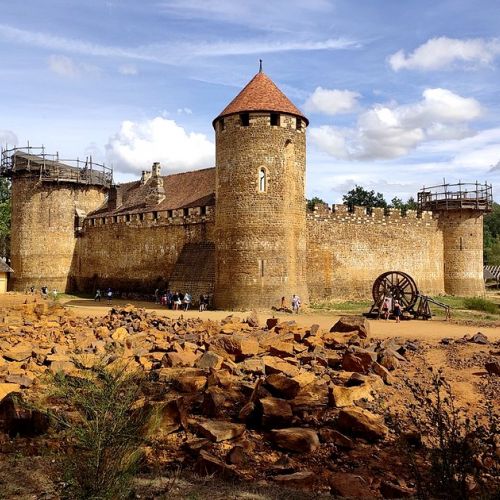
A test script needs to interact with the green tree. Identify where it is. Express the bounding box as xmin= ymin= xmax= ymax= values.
xmin=390 ymin=196 xmax=418 ymax=213
xmin=306 ymin=196 xmax=327 ymax=211
xmin=484 ymin=202 xmax=500 ymax=264
xmin=0 ymin=177 xmax=10 ymax=260
xmin=342 ymin=185 xmax=387 ymax=209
